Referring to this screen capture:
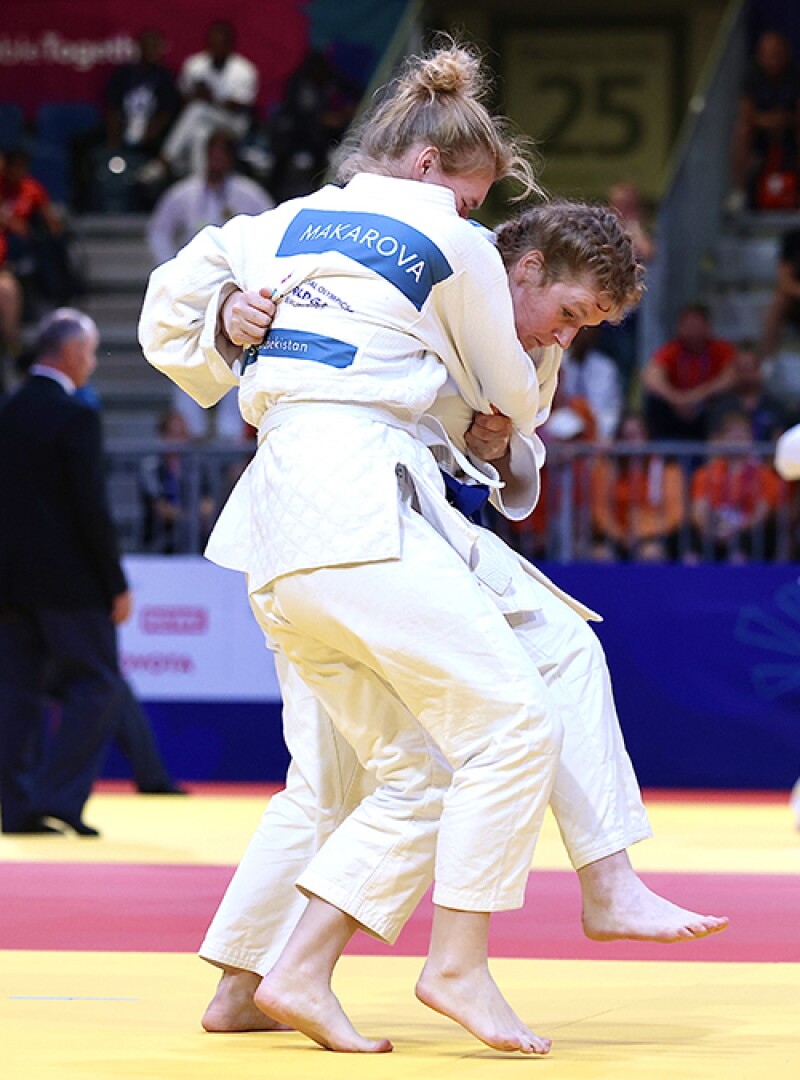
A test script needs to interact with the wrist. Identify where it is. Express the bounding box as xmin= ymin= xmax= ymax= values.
xmin=219 ymin=288 xmax=240 ymax=340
